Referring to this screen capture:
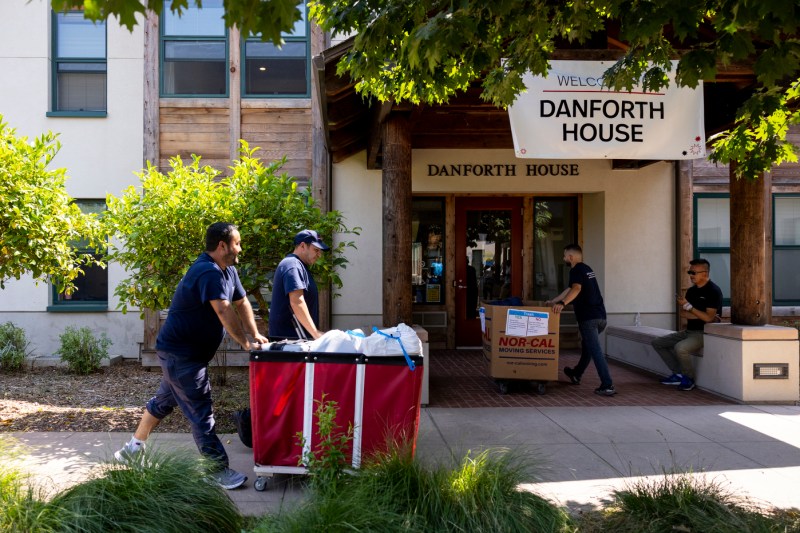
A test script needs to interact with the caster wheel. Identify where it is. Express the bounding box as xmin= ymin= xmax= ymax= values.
xmin=535 ymin=382 xmax=546 ymax=395
xmin=254 ymin=477 xmax=268 ymax=491
xmin=498 ymin=381 xmax=509 ymax=395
